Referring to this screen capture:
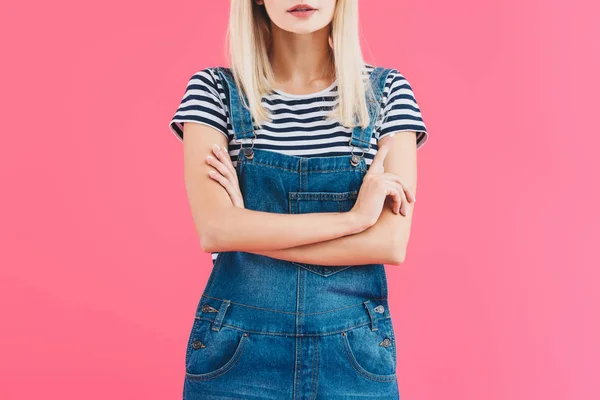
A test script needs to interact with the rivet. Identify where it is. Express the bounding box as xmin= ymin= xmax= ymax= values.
xmin=191 ymin=339 xmax=205 ymax=350
xmin=243 ymin=333 xmax=248 ymax=337
xmin=379 ymin=338 xmax=391 ymax=347
xmin=374 ymin=305 xmax=385 ymax=314
xmin=341 ymin=332 xmax=346 ymax=336
xmin=202 ymin=304 xmax=218 ymax=313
